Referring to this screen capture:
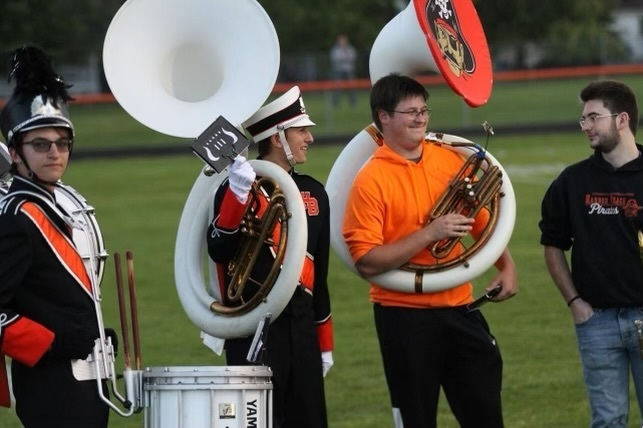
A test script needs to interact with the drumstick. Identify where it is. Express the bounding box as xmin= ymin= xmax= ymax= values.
xmin=114 ymin=252 xmax=132 ymax=370
xmin=126 ymin=251 xmax=142 ymax=371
